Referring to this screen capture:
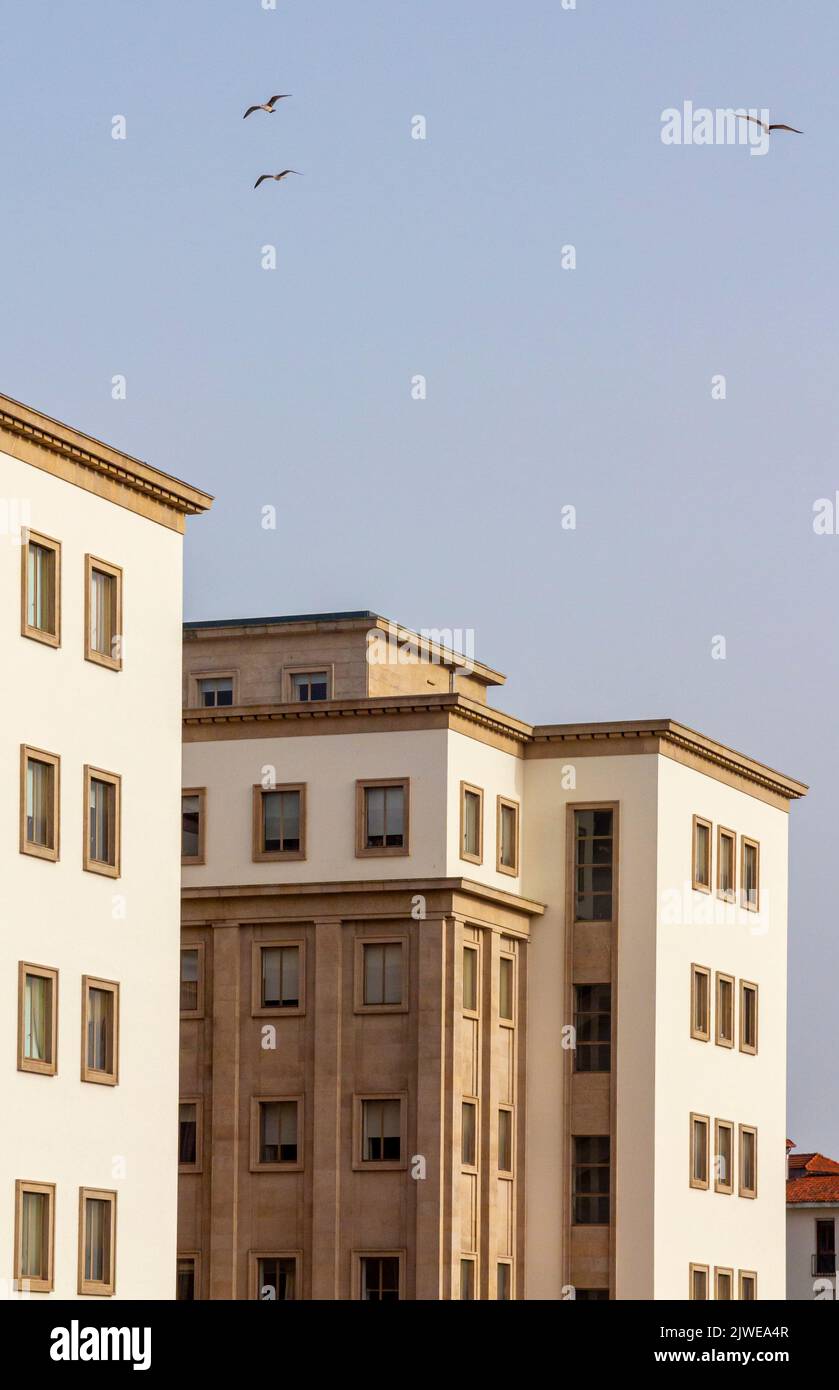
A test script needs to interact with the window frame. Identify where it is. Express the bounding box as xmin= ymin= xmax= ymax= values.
xmin=191 ymin=671 xmax=238 ymax=708
xmin=77 ymin=1187 xmax=117 ymax=1296
xmin=82 ymin=765 xmax=122 ymax=878
xmin=690 ymin=1112 xmax=710 ymax=1191
xmin=715 ymin=971 xmax=735 ymax=1049
xmin=716 ymin=825 xmax=737 ymax=902
xmin=84 ymin=554 xmax=123 ymax=672
xmin=20 ymin=744 xmax=60 ymax=863
xmin=177 ymin=1251 xmax=200 ymax=1301
xmin=570 ymin=803 xmax=618 ymax=925
xmin=21 ymin=529 xmax=61 ymax=648
xmin=251 ymin=939 xmax=306 ymax=1018
xmin=496 ymin=1260 xmax=513 ymax=1301
xmin=180 ymin=942 xmax=205 ymax=1019
xmin=741 ymin=836 xmax=760 ymax=913
xmin=178 ymin=1097 xmax=203 ymax=1173
xmin=573 ymin=982 xmax=612 ymax=1072
xmin=252 ymin=782 xmax=307 ymax=862
xmin=14 ymin=1179 xmax=55 ymax=1293
xmin=461 ymin=1099 xmax=479 ymax=1172
xmin=498 ymin=1105 xmax=514 ymax=1176
xmin=462 ymin=943 xmax=480 ymax=1017
xmin=690 ymin=963 xmax=711 ymax=1043
xmin=354 ymin=937 xmax=408 ymax=1015
xmin=354 ymin=1251 xmax=404 ymax=1301
xmin=499 ymin=950 xmax=516 ymax=1027
xmin=496 ymin=795 xmax=520 ymax=876
xmin=283 ymin=665 xmax=333 ymax=703
xmin=739 ymin=979 xmax=758 ymax=1055
xmin=353 ymin=1092 xmax=408 ymax=1172
xmin=691 ymin=815 xmax=712 ymax=893
xmin=250 ymin=1096 xmax=304 ymax=1173
xmin=714 ymin=1118 xmax=734 ymax=1196
xmin=459 ymin=782 xmax=484 ymax=865
xmin=248 ymin=1251 xmax=301 ymax=1301
xmin=17 ymin=961 xmax=59 ymax=1076
xmin=459 ymin=1257 xmax=477 ymax=1300
xmin=355 ymin=778 xmax=410 ymax=858
xmin=181 ymin=787 xmax=206 ymax=866
xmin=689 ymin=1263 xmax=709 ymax=1301
xmin=714 ymin=1266 xmax=734 ymax=1301
xmin=739 ymin=1270 xmax=757 ymax=1301
xmin=571 ymin=1135 xmax=611 ymax=1227
xmin=81 ymin=975 xmax=120 ymax=1086
xmin=738 ymin=1124 xmax=758 ymax=1199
